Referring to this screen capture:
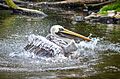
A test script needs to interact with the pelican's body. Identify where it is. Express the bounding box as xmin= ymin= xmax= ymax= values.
xmin=24 ymin=25 xmax=91 ymax=57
